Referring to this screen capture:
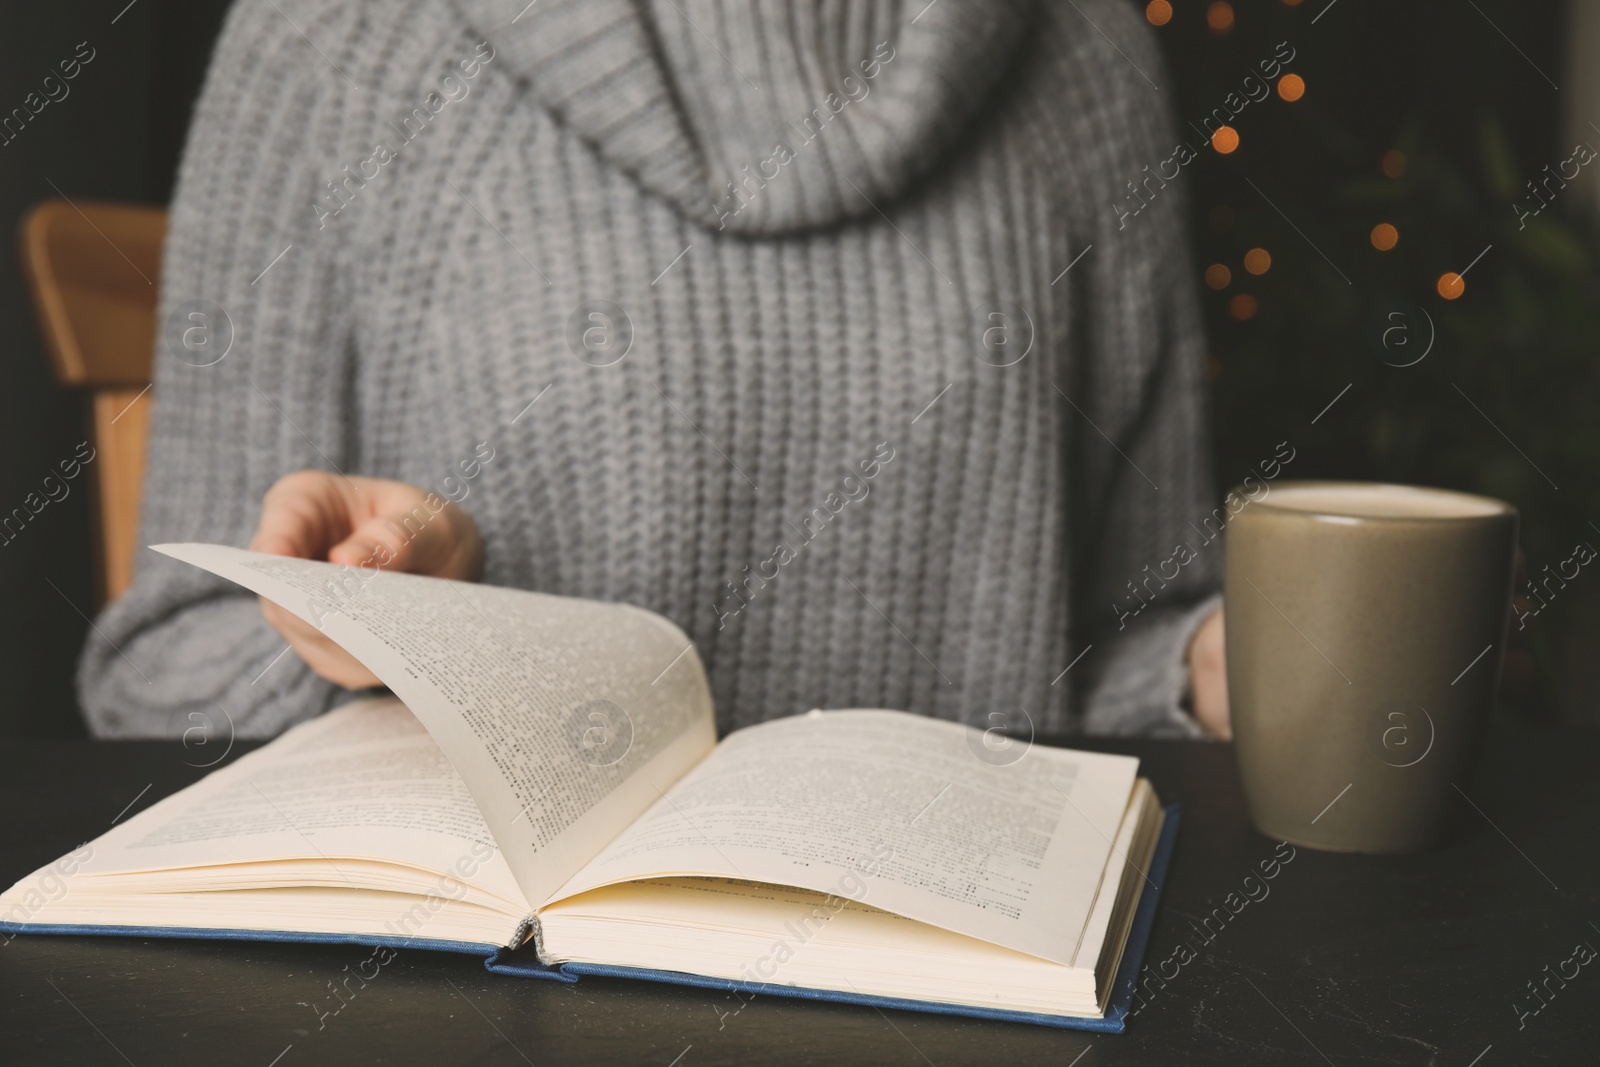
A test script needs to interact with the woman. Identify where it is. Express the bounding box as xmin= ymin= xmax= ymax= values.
xmin=80 ymin=0 xmax=1229 ymax=740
